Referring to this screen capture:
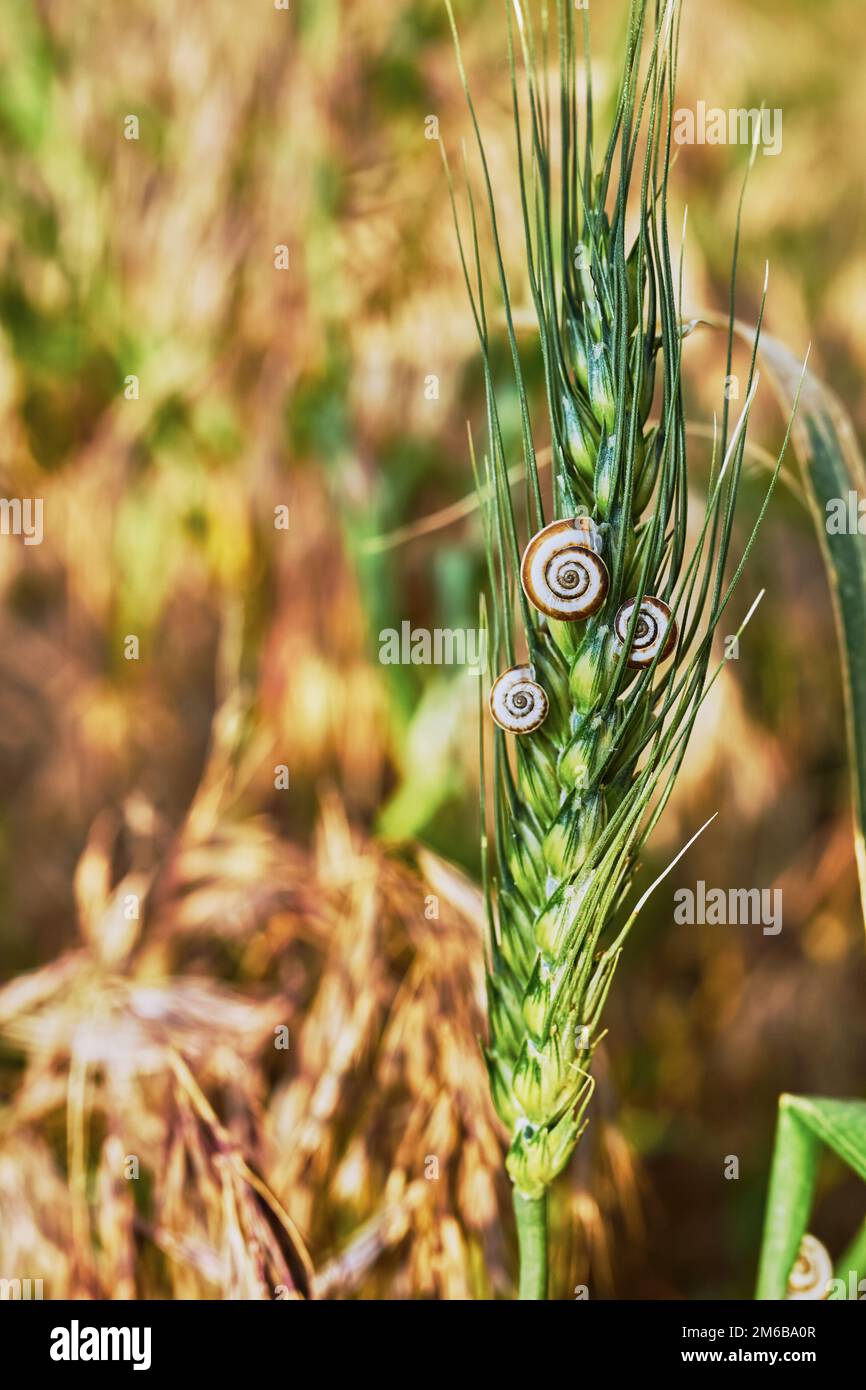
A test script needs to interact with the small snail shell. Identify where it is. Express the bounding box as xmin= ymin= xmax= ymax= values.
xmin=520 ymin=517 xmax=609 ymax=621
xmin=613 ymin=595 xmax=676 ymax=669
xmin=785 ymin=1234 xmax=833 ymax=1301
xmin=489 ymin=665 xmax=549 ymax=734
